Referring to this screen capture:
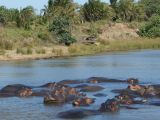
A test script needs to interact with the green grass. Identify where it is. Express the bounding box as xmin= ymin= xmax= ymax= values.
xmin=35 ymin=48 xmax=46 ymax=54
xmin=69 ymin=38 xmax=160 ymax=56
xmin=16 ymin=47 xmax=33 ymax=55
